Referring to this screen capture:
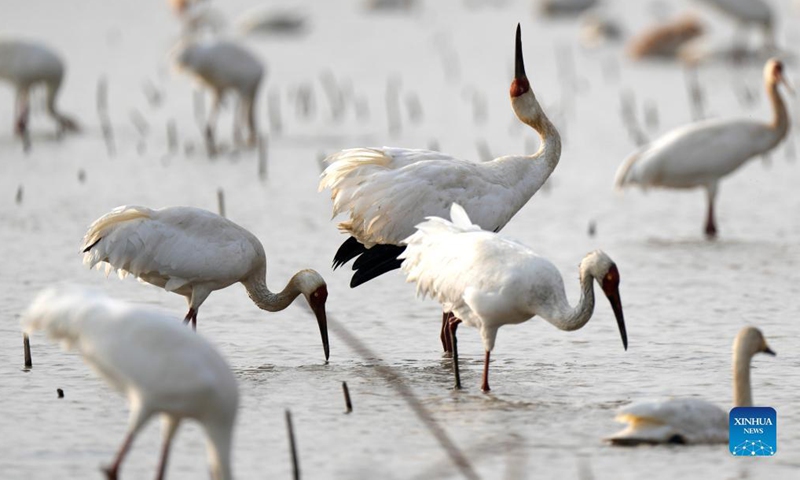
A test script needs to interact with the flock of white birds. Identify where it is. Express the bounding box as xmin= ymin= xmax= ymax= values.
xmin=3 ymin=0 xmax=788 ymax=478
